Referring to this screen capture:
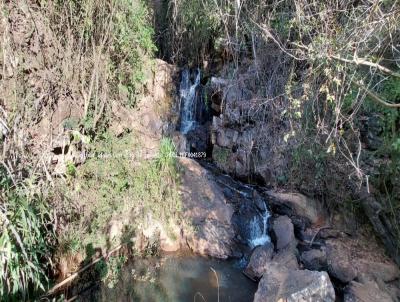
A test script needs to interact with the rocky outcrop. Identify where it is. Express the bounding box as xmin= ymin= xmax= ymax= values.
xmin=111 ymin=59 xmax=179 ymax=157
xmin=254 ymin=265 xmax=335 ymax=302
xmin=179 ymin=158 xmax=235 ymax=259
xmin=208 ymin=74 xmax=292 ymax=185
